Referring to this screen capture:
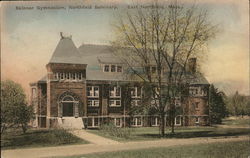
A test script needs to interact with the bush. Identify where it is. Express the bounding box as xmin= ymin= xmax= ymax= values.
xmin=100 ymin=123 xmax=133 ymax=139
xmin=1 ymin=128 xmax=86 ymax=149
